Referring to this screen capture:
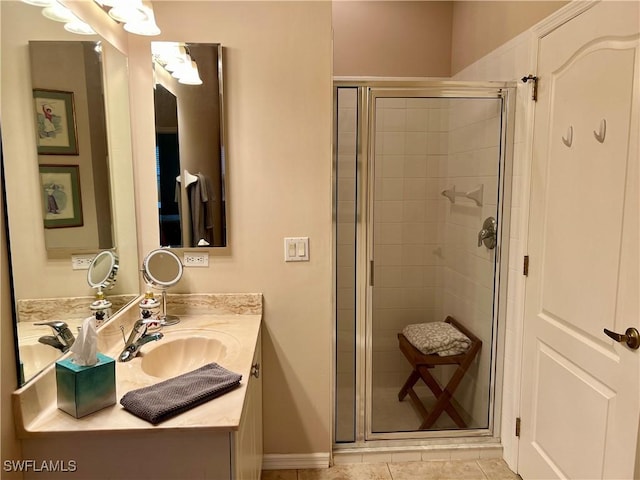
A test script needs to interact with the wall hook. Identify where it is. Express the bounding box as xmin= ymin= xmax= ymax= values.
xmin=562 ymin=126 xmax=573 ymax=147
xmin=593 ymin=119 xmax=606 ymax=143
